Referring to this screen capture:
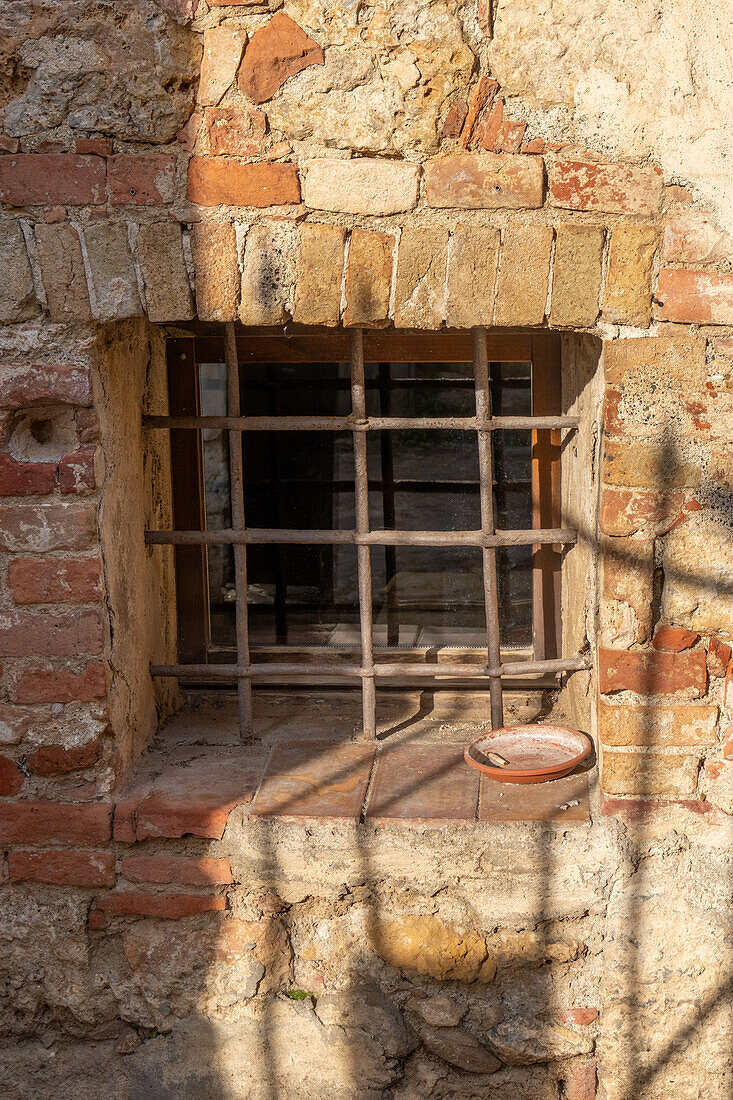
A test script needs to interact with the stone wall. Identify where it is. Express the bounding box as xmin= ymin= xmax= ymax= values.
xmin=1 ymin=2 xmax=733 ymax=1098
